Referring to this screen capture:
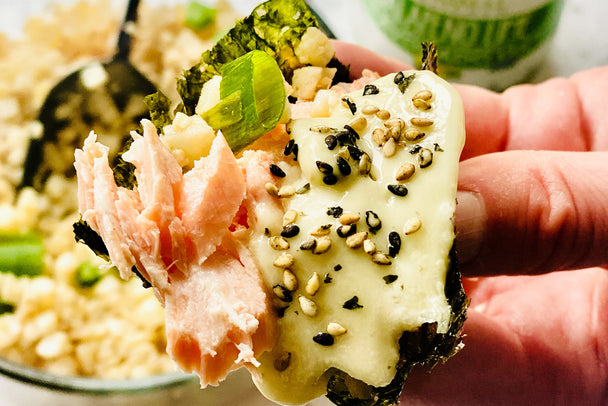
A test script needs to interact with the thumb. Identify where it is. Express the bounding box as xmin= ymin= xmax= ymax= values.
xmin=455 ymin=150 xmax=608 ymax=276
